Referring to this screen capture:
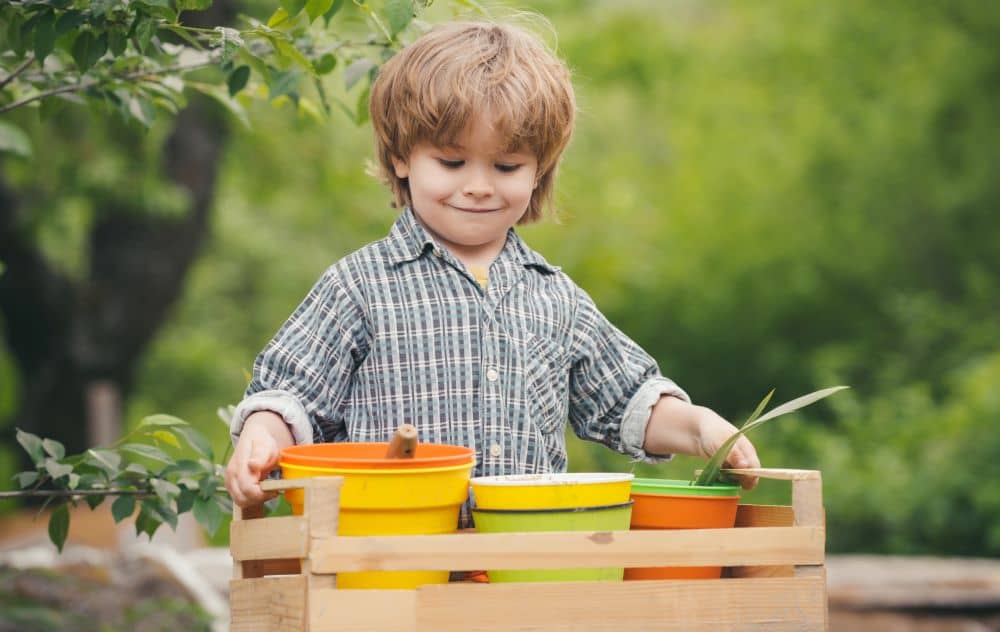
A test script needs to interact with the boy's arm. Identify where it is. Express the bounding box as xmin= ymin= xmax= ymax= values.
xmin=643 ymin=396 xmax=760 ymax=490
xmin=225 ymin=410 xmax=294 ymax=507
